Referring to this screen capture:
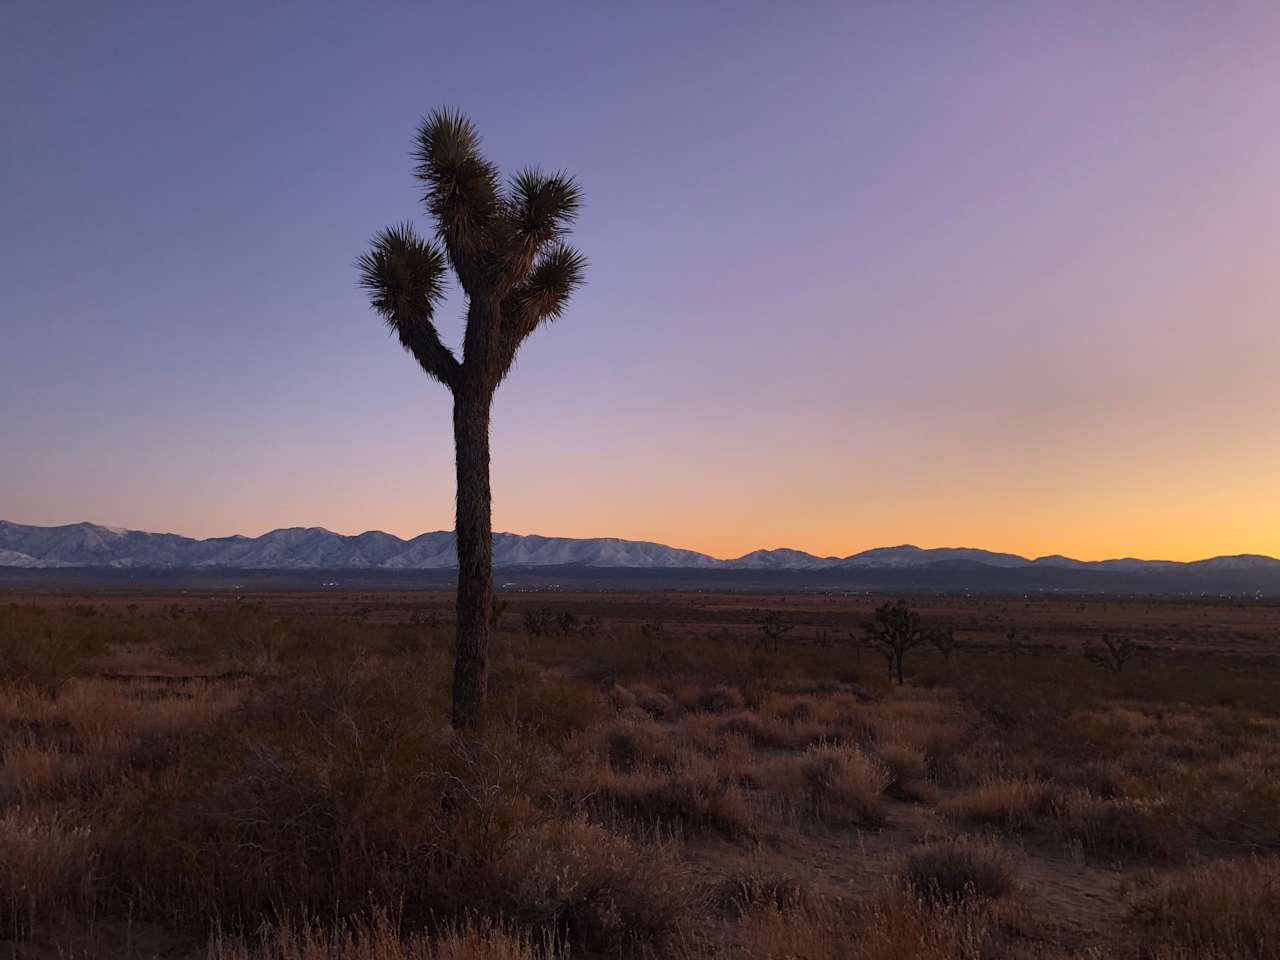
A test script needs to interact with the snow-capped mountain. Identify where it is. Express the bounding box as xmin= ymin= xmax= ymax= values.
xmin=1 ymin=521 xmax=1277 ymax=584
